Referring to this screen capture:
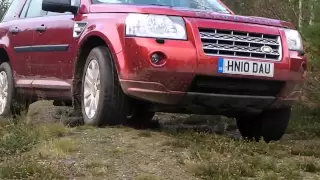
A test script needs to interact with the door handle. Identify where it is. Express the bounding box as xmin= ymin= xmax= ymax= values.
xmin=9 ymin=26 xmax=19 ymax=34
xmin=35 ymin=25 xmax=46 ymax=33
